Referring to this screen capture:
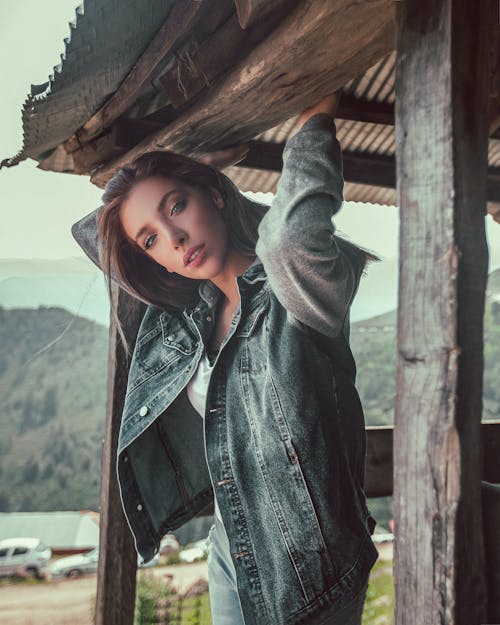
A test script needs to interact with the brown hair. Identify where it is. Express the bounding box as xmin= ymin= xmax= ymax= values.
xmin=97 ymin=151 xmax=268 ymax=351
xmin=97 ymin=150 xmax=380 ymax=354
